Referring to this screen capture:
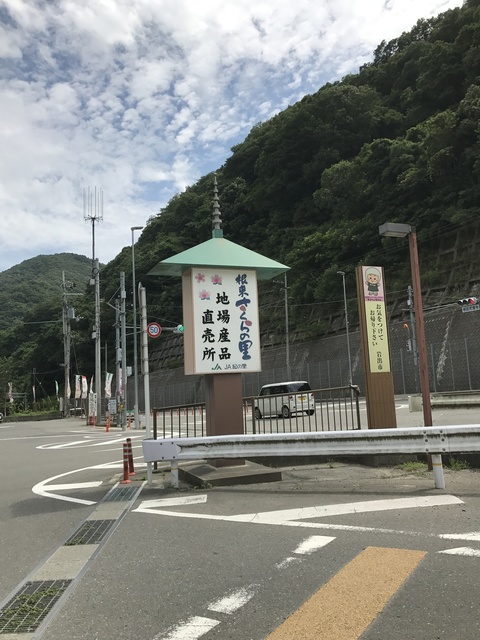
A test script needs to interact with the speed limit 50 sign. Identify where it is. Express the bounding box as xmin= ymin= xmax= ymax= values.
xmin=147 ymin=322 xmax=162 ymax=338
